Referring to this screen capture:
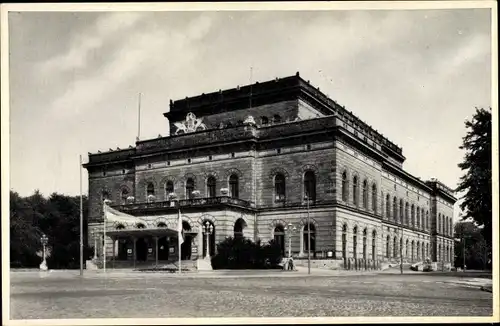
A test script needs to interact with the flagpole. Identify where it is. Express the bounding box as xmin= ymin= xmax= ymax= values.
xmin=249 ymin=67 xmax=253 ymax=109
xmin=178 ymin=206 xmax=182 ymax=274
xmin=79 ymin=155 xmax=84 ymax=276
xmin=103 ymin=201 xmax=107 ymax=274
xmin=137 ymin=92 xmax=142 ymax=140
